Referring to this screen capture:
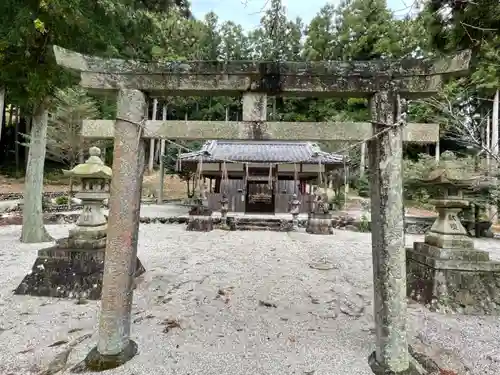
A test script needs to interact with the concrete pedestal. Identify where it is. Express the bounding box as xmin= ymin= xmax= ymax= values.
xmin=306 ymin=212 xmax=334 ymax=234
xmin=14 ymin=237 xmax=145 ymax=300
xmin=187 ymin=205 xmax=213 ymax=232
xmin=187 ymin=215 xmax=214 ymax=231
xmin=407 ymin=242 xmax=500 ymax=315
